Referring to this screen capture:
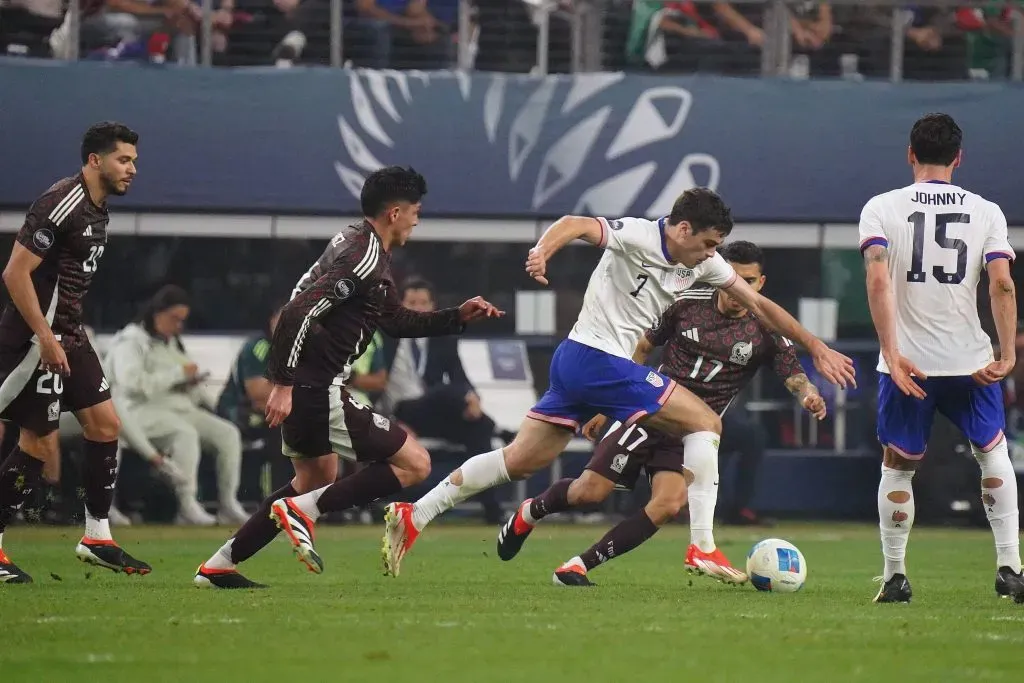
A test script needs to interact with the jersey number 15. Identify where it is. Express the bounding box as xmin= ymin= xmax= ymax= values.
xmin=906 ymin=212 xmax=968 ymax=285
